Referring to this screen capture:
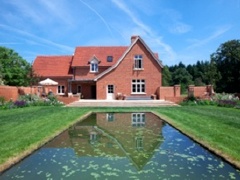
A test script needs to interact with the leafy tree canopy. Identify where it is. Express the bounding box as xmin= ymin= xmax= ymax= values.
xmin=162 ymin=66 xmax=172 ymax=86
xmin=172 ymin=67 xmax=193 ymax=93
xmin=0 ymin=64 xmax=4 ymax=85
xmin=0 ymin=46 xmax=31 ymax=86
xmin=211 ymin=40 xmax=240 ymax=93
